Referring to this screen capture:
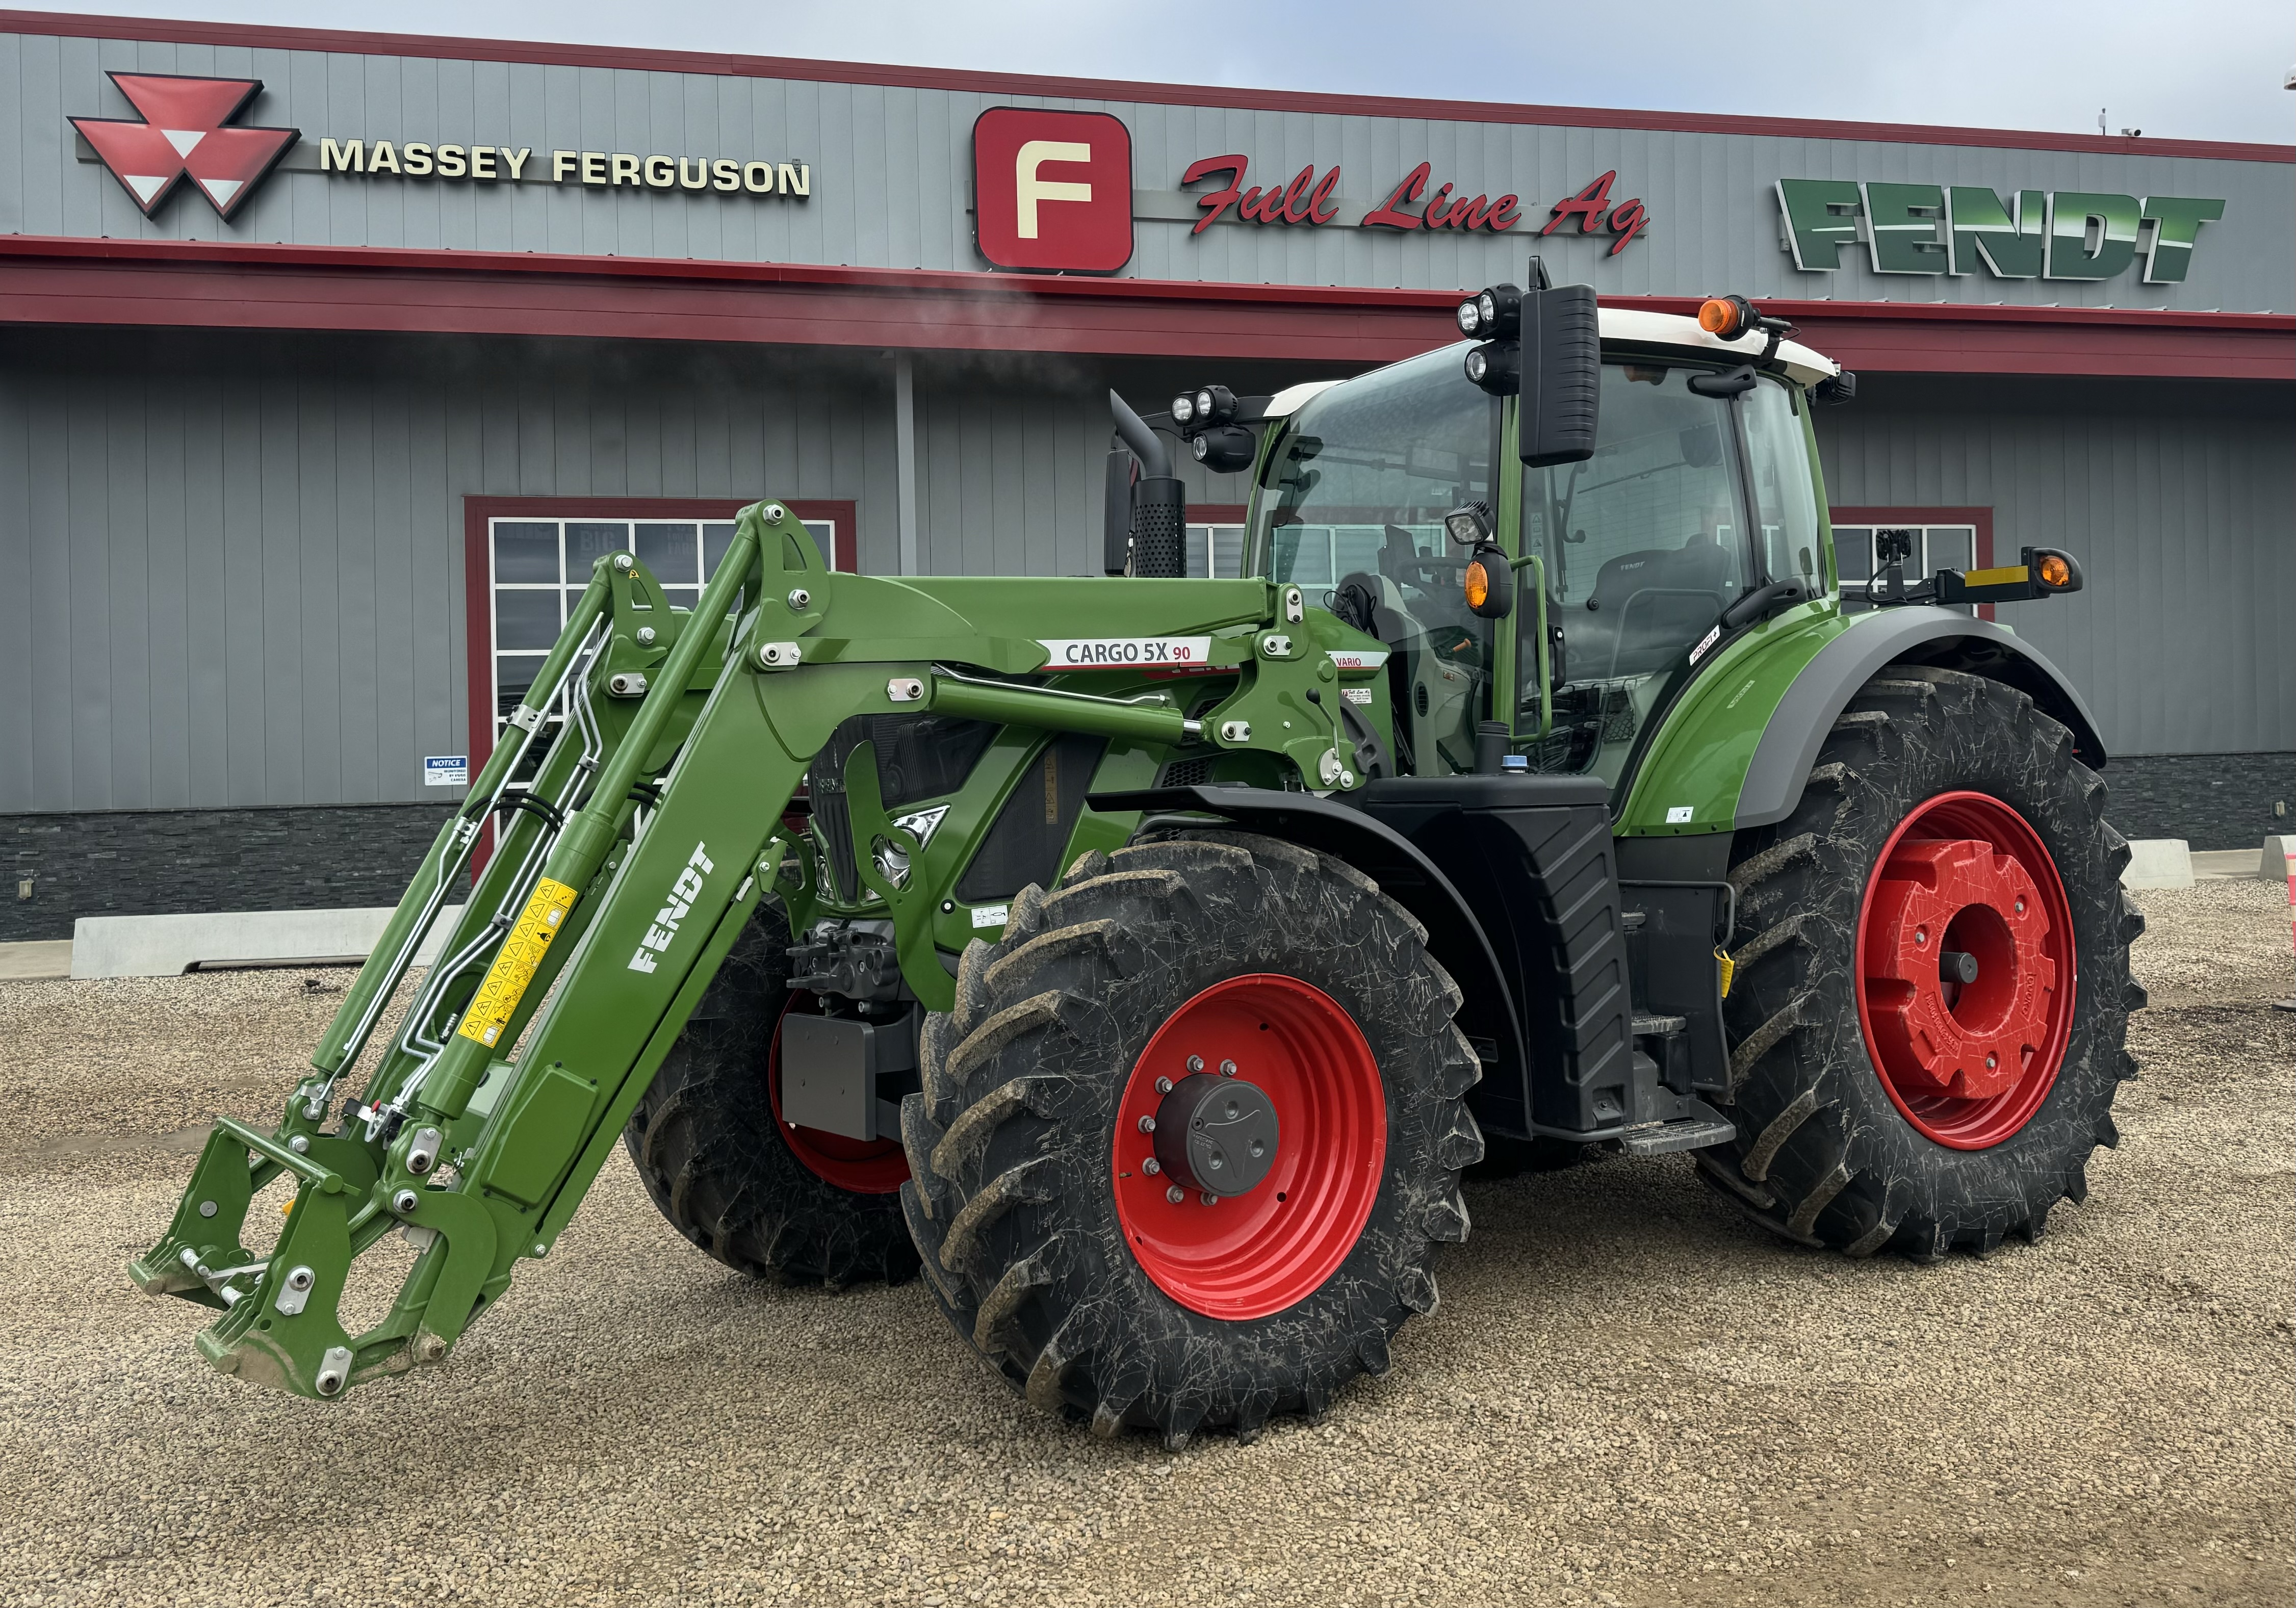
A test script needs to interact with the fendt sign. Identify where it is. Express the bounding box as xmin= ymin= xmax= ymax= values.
xmin=1776 ymin=178 xmax=2225 ymax=284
